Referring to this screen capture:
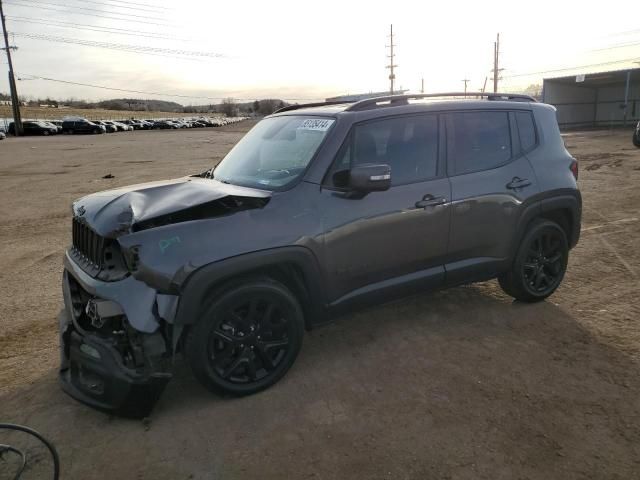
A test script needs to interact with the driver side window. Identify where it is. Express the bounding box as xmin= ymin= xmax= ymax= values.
xmin=327 ymin=114 xmax=439 ymax=188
